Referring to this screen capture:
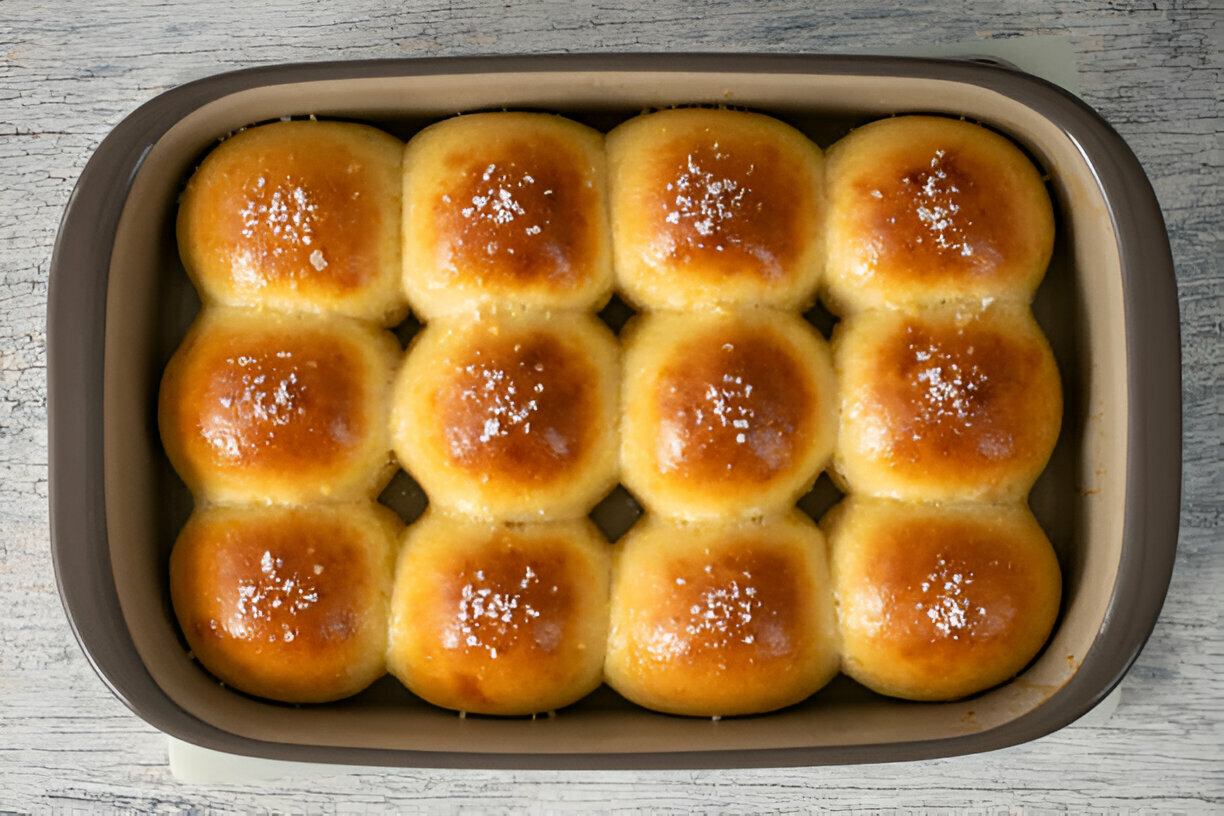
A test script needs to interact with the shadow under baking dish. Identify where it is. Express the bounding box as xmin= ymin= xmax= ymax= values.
xmin=50 ymin=55 xmax=1180 ymax=768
